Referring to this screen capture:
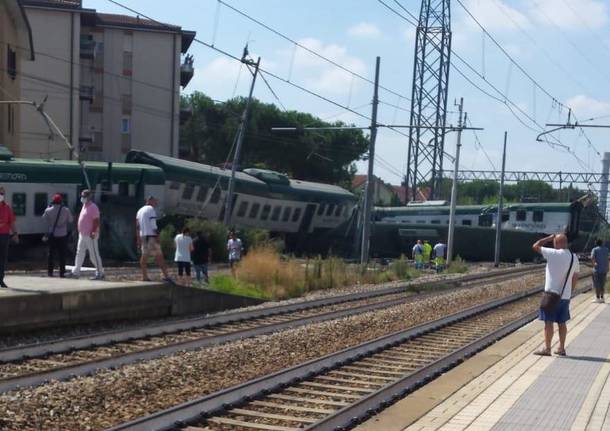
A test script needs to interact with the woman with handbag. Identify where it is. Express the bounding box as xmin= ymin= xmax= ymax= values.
xmin=532 ymin=233 xmax=580 ymax=357
xmin=42 ymin=194 xmax=73 ymax=278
